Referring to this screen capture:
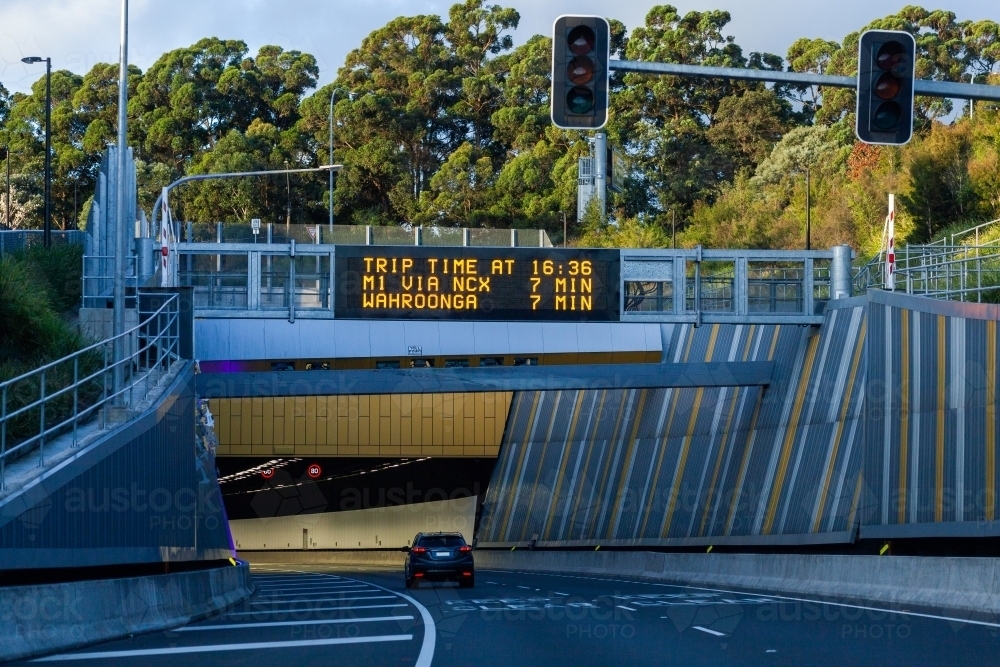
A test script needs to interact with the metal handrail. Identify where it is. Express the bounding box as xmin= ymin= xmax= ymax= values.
xmin=0 ymin=292 xmax=181 ymax=490
xmin=854 ymin=242 xmax=1000 ymax=302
